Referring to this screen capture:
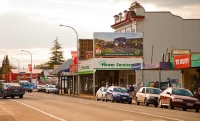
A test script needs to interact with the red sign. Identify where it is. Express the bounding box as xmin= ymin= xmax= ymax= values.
xmin=174 ymin=54 xmax=191 ymax=68
xmin=28 ymin=64 xmax=32 ymax=72
xmin=71 ymin=51 xmax=77 ymax=64
xmin=70 ymin=64 xmax=77 ymax=73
